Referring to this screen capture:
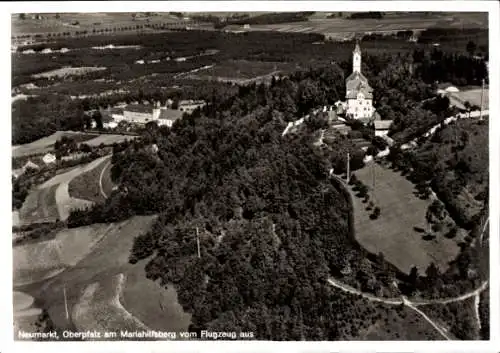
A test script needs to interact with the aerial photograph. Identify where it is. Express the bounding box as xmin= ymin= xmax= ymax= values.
xmin=11 ymin=9 xmax=490 ymax=341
